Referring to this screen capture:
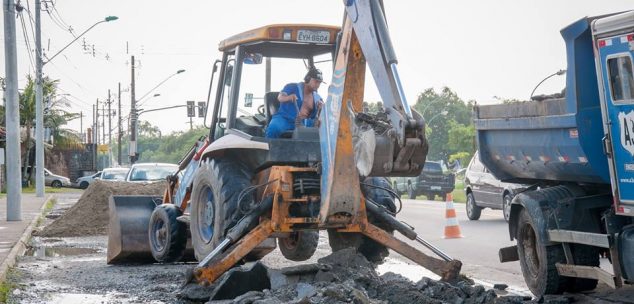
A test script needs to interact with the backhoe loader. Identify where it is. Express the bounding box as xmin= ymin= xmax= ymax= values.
xmin=108 ymin=0 xmax=462 ymax=285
